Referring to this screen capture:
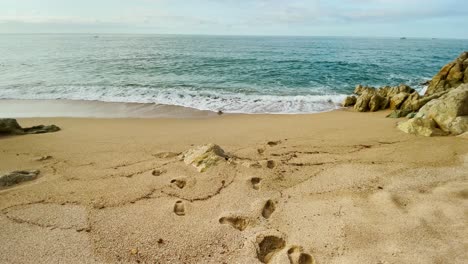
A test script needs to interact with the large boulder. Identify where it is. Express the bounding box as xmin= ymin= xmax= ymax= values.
xmin=417 ymin=84 xmax=468 ymax=134
xmin=354 ymin=93 xmax=372 ymax=112
xmin=0 ymin=118 xmax=60 ymax=135
xmin=0 ymin=170 xmax=40 ymax=188
xmin=179 ymin=144 xmax=228 ymax=172
xmin=389 ymin=92 xmax=409 ymax=110
xmin=342 ymin=96 xmax=357 ymax=107
xmin=425 ymin=51 xmax=468 ymax=95
xmin=369 ymin=94 xmax=385 ymax=112
xmin=397 ymin=117 xmax=448 ymax=137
